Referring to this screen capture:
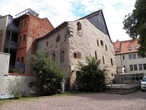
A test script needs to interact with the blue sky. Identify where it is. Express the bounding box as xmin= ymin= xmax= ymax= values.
xmin=0 ymin=0 xmax=136 ymax=41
